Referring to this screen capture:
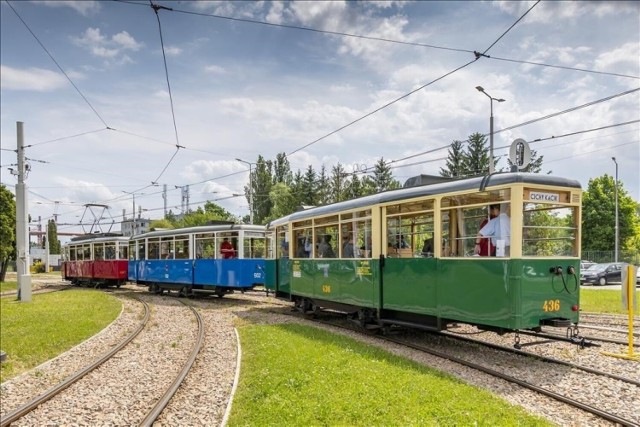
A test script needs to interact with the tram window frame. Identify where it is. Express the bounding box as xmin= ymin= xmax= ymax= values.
xmin=276 ymin=227 xmax=289 ymax=258
xmin=174 ymin=235 xmax=189 ymax=259
xmin=118 ymin=242 xmax=128 ymax=260
xmin=441 ymin=190 xmax=511 ymax=258
xmin=137 ymin=240 xmax=146 ymax=260
xmin=160 ymin=236 xmax=174 ymax=259
xmin=217 ymin=232 xmax=238 ymax=259
xmin=105 ymin=243 xmax=116 ymax=260
xmin=385 ymin=201 xmax=434 ymax=258
xmin=313 ymin=215 xmax=339 ymax=259
xmin=128 ymin=241 xmax=136 ymax=260
xmin=292 ymin=220 xmax=313 ymax=258
xmin=195 ymin=233 xmax=216 ymax=259
xmin=83 ymin=244 xmax=91 ymax=261
xmin=243 ymin=232 xmax=266 ymax=259
xmin=522 ymin=202 xmax=578 ymax=257
xmin=148 ymin=238 xmax=160 ymax=260
xmin=94 ymin=243 xmax=105 ymax=260
xmin=69 ymin=247 xmax=76 ymax=261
